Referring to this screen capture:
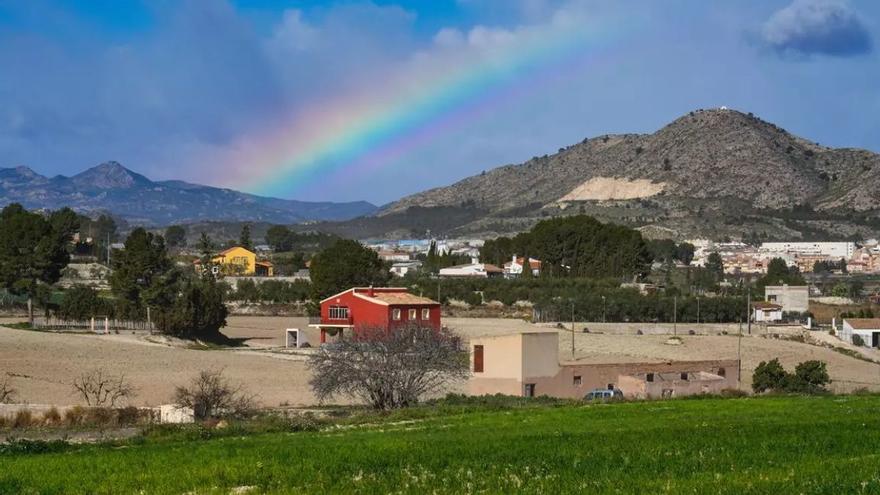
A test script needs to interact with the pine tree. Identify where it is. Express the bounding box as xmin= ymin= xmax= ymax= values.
xmin=239 ymin=224 xmax=254 ymax=251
